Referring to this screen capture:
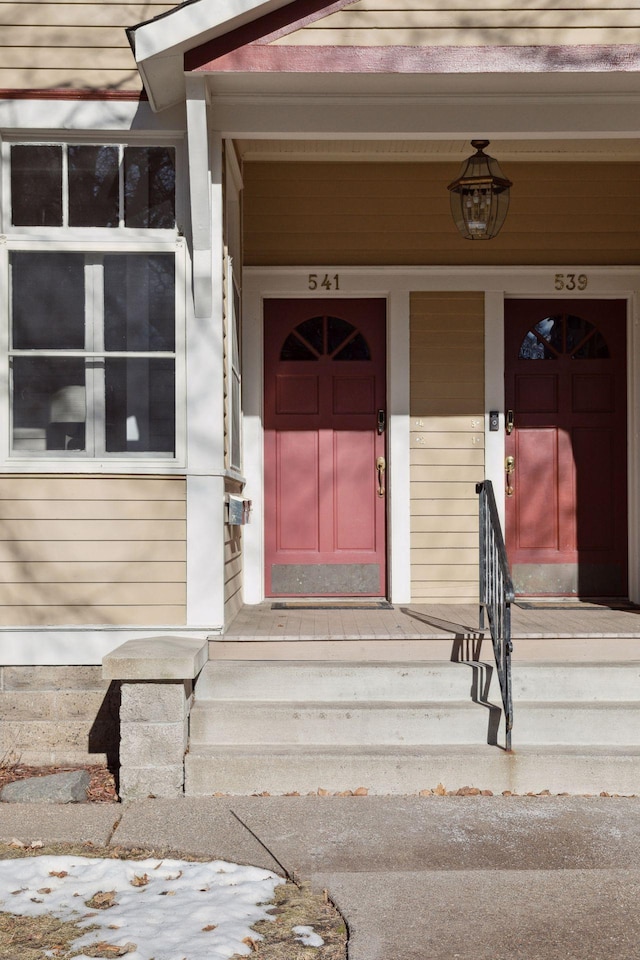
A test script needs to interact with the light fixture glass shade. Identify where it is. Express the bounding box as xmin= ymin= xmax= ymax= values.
xmin=448 ymin=140 xmax=512 ymax=240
